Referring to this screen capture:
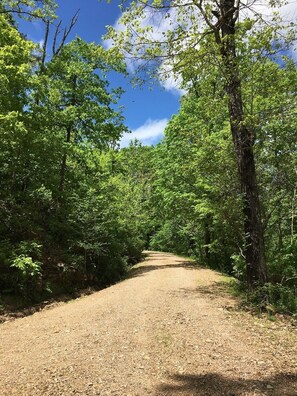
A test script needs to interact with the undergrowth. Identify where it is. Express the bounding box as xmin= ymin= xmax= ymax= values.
xmin=230 ymin=280 xmax=297 ymax=319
